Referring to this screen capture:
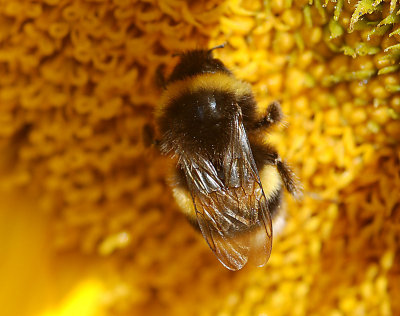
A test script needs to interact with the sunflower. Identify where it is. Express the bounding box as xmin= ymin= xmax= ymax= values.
xmin=0 ymin=0 xmax=399 ymax=315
